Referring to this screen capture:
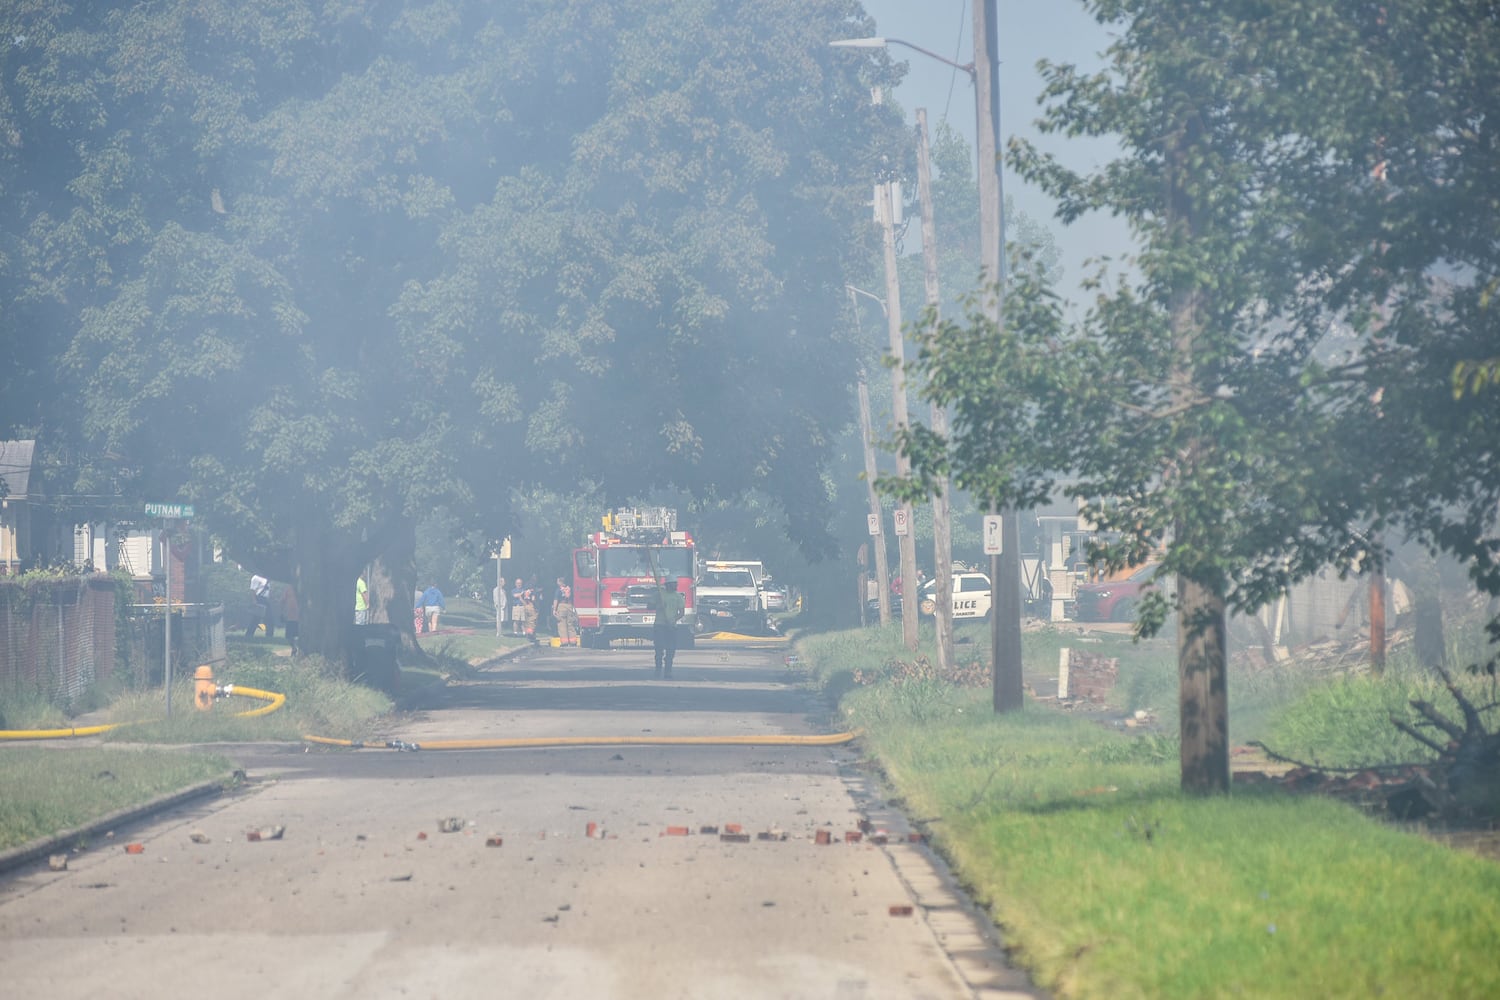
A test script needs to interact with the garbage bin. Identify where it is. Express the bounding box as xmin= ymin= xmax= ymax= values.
xmin=347 ymin=623 xmax=401 ymax=695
